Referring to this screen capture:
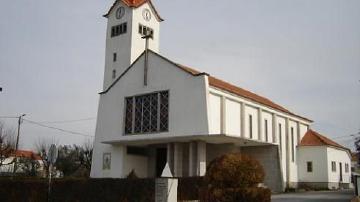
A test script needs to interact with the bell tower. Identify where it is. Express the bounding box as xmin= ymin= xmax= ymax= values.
xmin=102 ymin=0 xmax=163 ymax=90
